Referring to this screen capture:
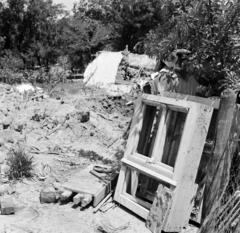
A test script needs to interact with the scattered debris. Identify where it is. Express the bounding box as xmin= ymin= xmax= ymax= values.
xmin=96 ymin=220 xmax=130 ymax=233
xmin=93 ymin=189 xmax=115 ymax=213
